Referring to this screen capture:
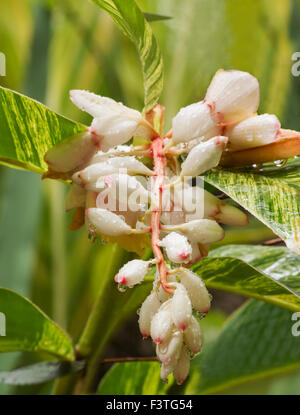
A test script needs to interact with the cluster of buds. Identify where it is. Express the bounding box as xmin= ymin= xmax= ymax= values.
xmin=44 ymin=69 xmax=293 ymax=384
